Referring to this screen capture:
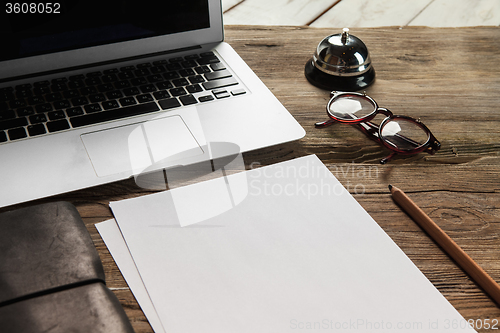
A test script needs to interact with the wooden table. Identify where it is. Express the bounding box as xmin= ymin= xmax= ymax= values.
xmin=3 ymin=26 xmax=500 ymax=332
